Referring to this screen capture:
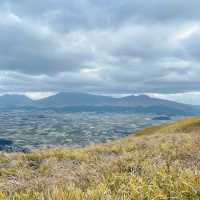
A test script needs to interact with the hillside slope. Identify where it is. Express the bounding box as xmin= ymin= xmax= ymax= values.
xmin=1 ymin=117 xmax=200 ymax=199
